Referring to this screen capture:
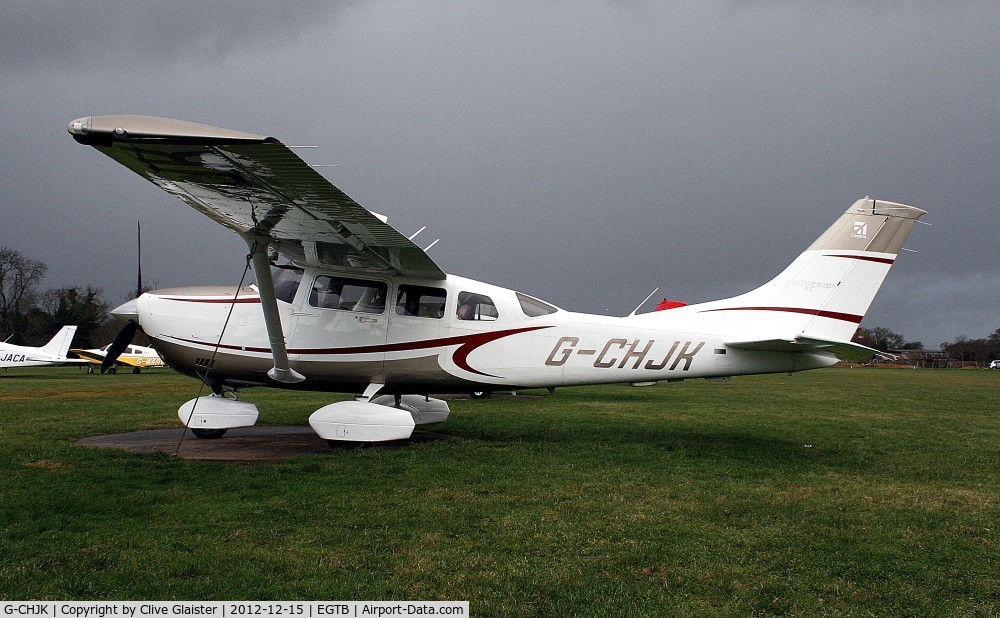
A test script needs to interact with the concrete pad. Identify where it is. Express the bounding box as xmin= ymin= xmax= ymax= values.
xmin=76 ymin=426 xmax=450 ymax=462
